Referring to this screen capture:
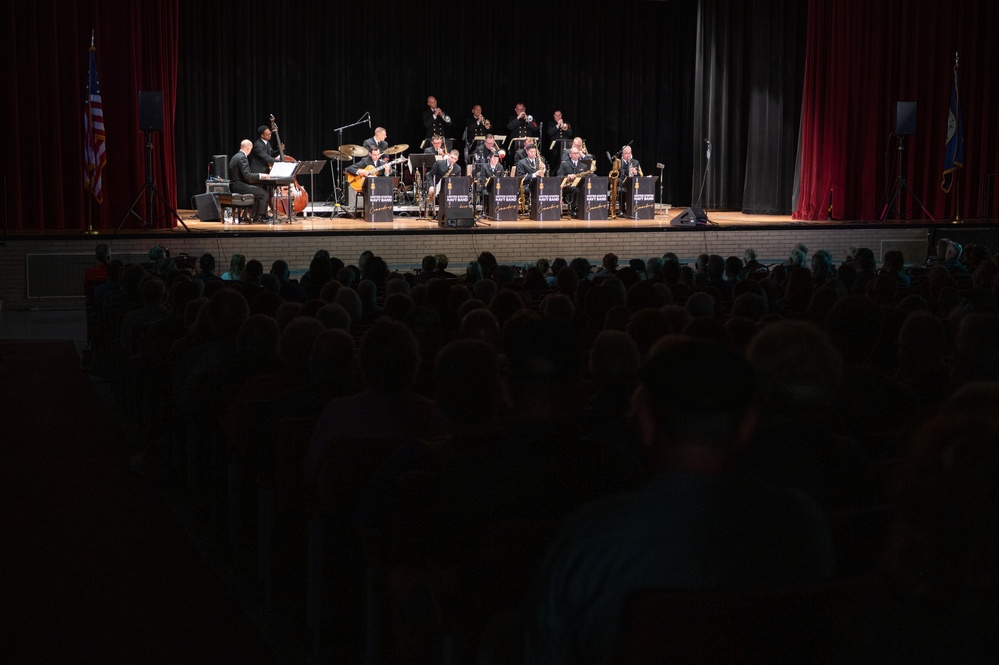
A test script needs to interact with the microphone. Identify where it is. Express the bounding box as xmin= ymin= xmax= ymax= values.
xmin=656 ymin=163 xmax=665 ymax=169
xmin=705 ymin=138 xmax=712 ymax=159
xmin=367 ymin=113 xmax=371 ymax=129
